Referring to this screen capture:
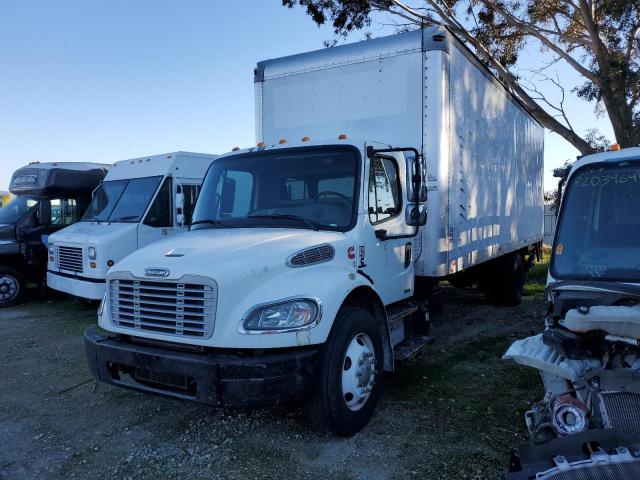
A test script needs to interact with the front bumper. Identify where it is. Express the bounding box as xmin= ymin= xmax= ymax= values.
xmin=84 ymin=325 xmax=318 ymax=408
xmin=47 ymin=271 xmax=105 ymax=300
xmin=504 ymin=429 xmax=640 ymax=479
